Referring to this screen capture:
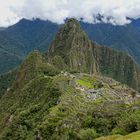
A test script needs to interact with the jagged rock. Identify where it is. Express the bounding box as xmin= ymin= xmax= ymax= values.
xmin=47 ymin=19 xmax=140 ymax=92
